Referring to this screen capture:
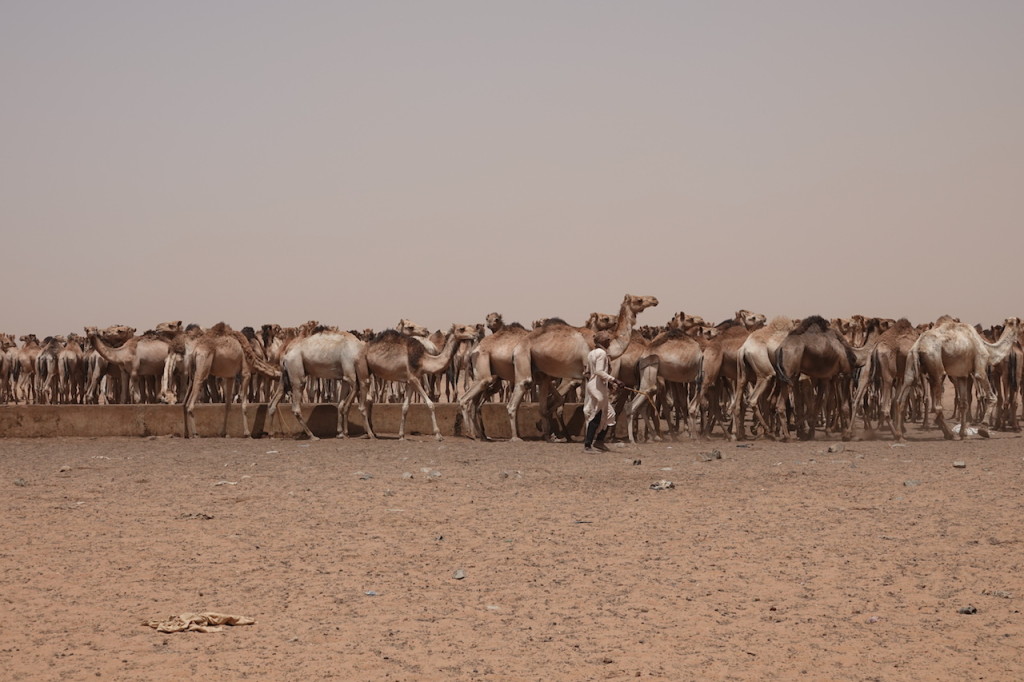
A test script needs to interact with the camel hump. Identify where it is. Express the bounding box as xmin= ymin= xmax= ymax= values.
xmin=792 ymin=315 xmax=830 ymax=334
